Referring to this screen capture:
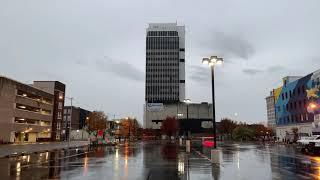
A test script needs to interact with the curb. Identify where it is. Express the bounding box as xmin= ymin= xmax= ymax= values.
xmin=0 ymin=143 xmax=90 ymax=159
